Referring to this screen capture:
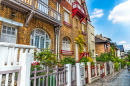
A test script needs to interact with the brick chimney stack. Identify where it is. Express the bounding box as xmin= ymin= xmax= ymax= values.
xmin=100 ymin=34 xmax=102 ymax=37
